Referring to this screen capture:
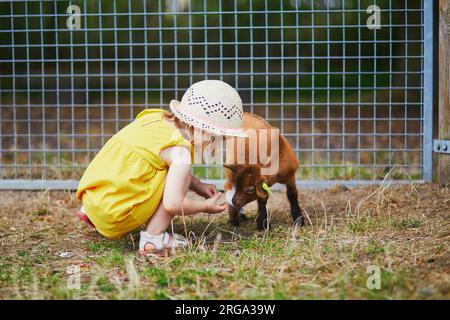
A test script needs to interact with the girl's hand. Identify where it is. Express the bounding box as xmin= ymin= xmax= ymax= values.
xmin=197 ymin=182 xmax=218 ymax=198
xmin=204 ymin=193 xmax=227 ymax=214
xmin=191 ymin=178 xmax=218 ymax=199
xmin=161 ymin=147 xmax=224 ymax=216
